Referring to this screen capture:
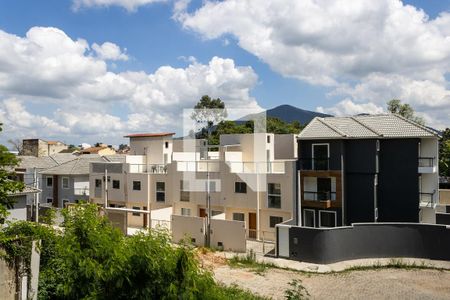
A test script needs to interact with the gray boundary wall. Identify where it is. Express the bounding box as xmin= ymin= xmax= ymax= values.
xmin=285 ymin=223 xmax=450 ymax=264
